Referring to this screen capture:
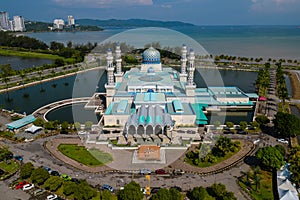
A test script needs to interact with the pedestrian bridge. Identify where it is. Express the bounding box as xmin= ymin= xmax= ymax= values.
xmin=32 ymin=97 xmax=93 ymax=122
